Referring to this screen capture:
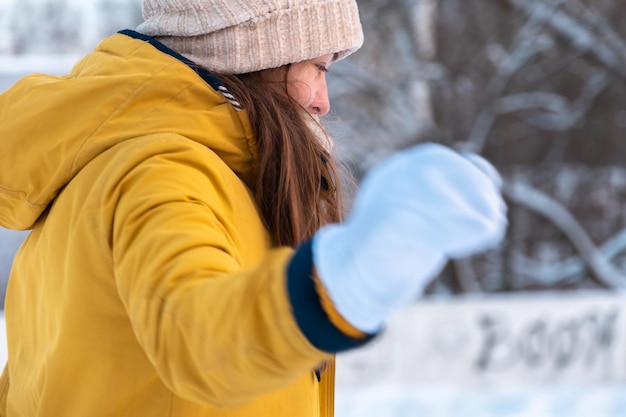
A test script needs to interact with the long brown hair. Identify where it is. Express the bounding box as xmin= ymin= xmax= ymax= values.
xmin=217 ymin=69 xmax=347 ymax=247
